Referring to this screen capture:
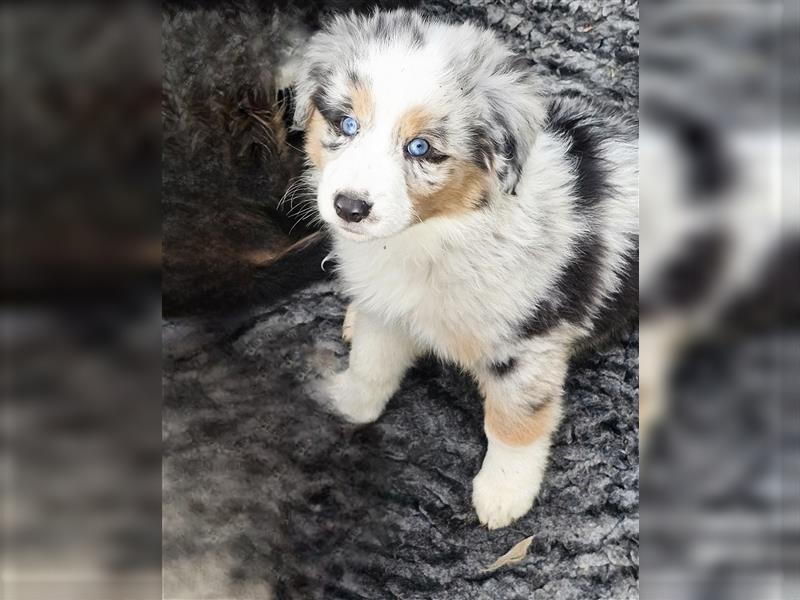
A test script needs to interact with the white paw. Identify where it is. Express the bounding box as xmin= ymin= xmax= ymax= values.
xmin=324 ymin=370 xmax=390 ymax=424
xmin=472 ymin=438 xmax=550 ymax=529
xmin=472 ymin=467 xmax=540 ymax=529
